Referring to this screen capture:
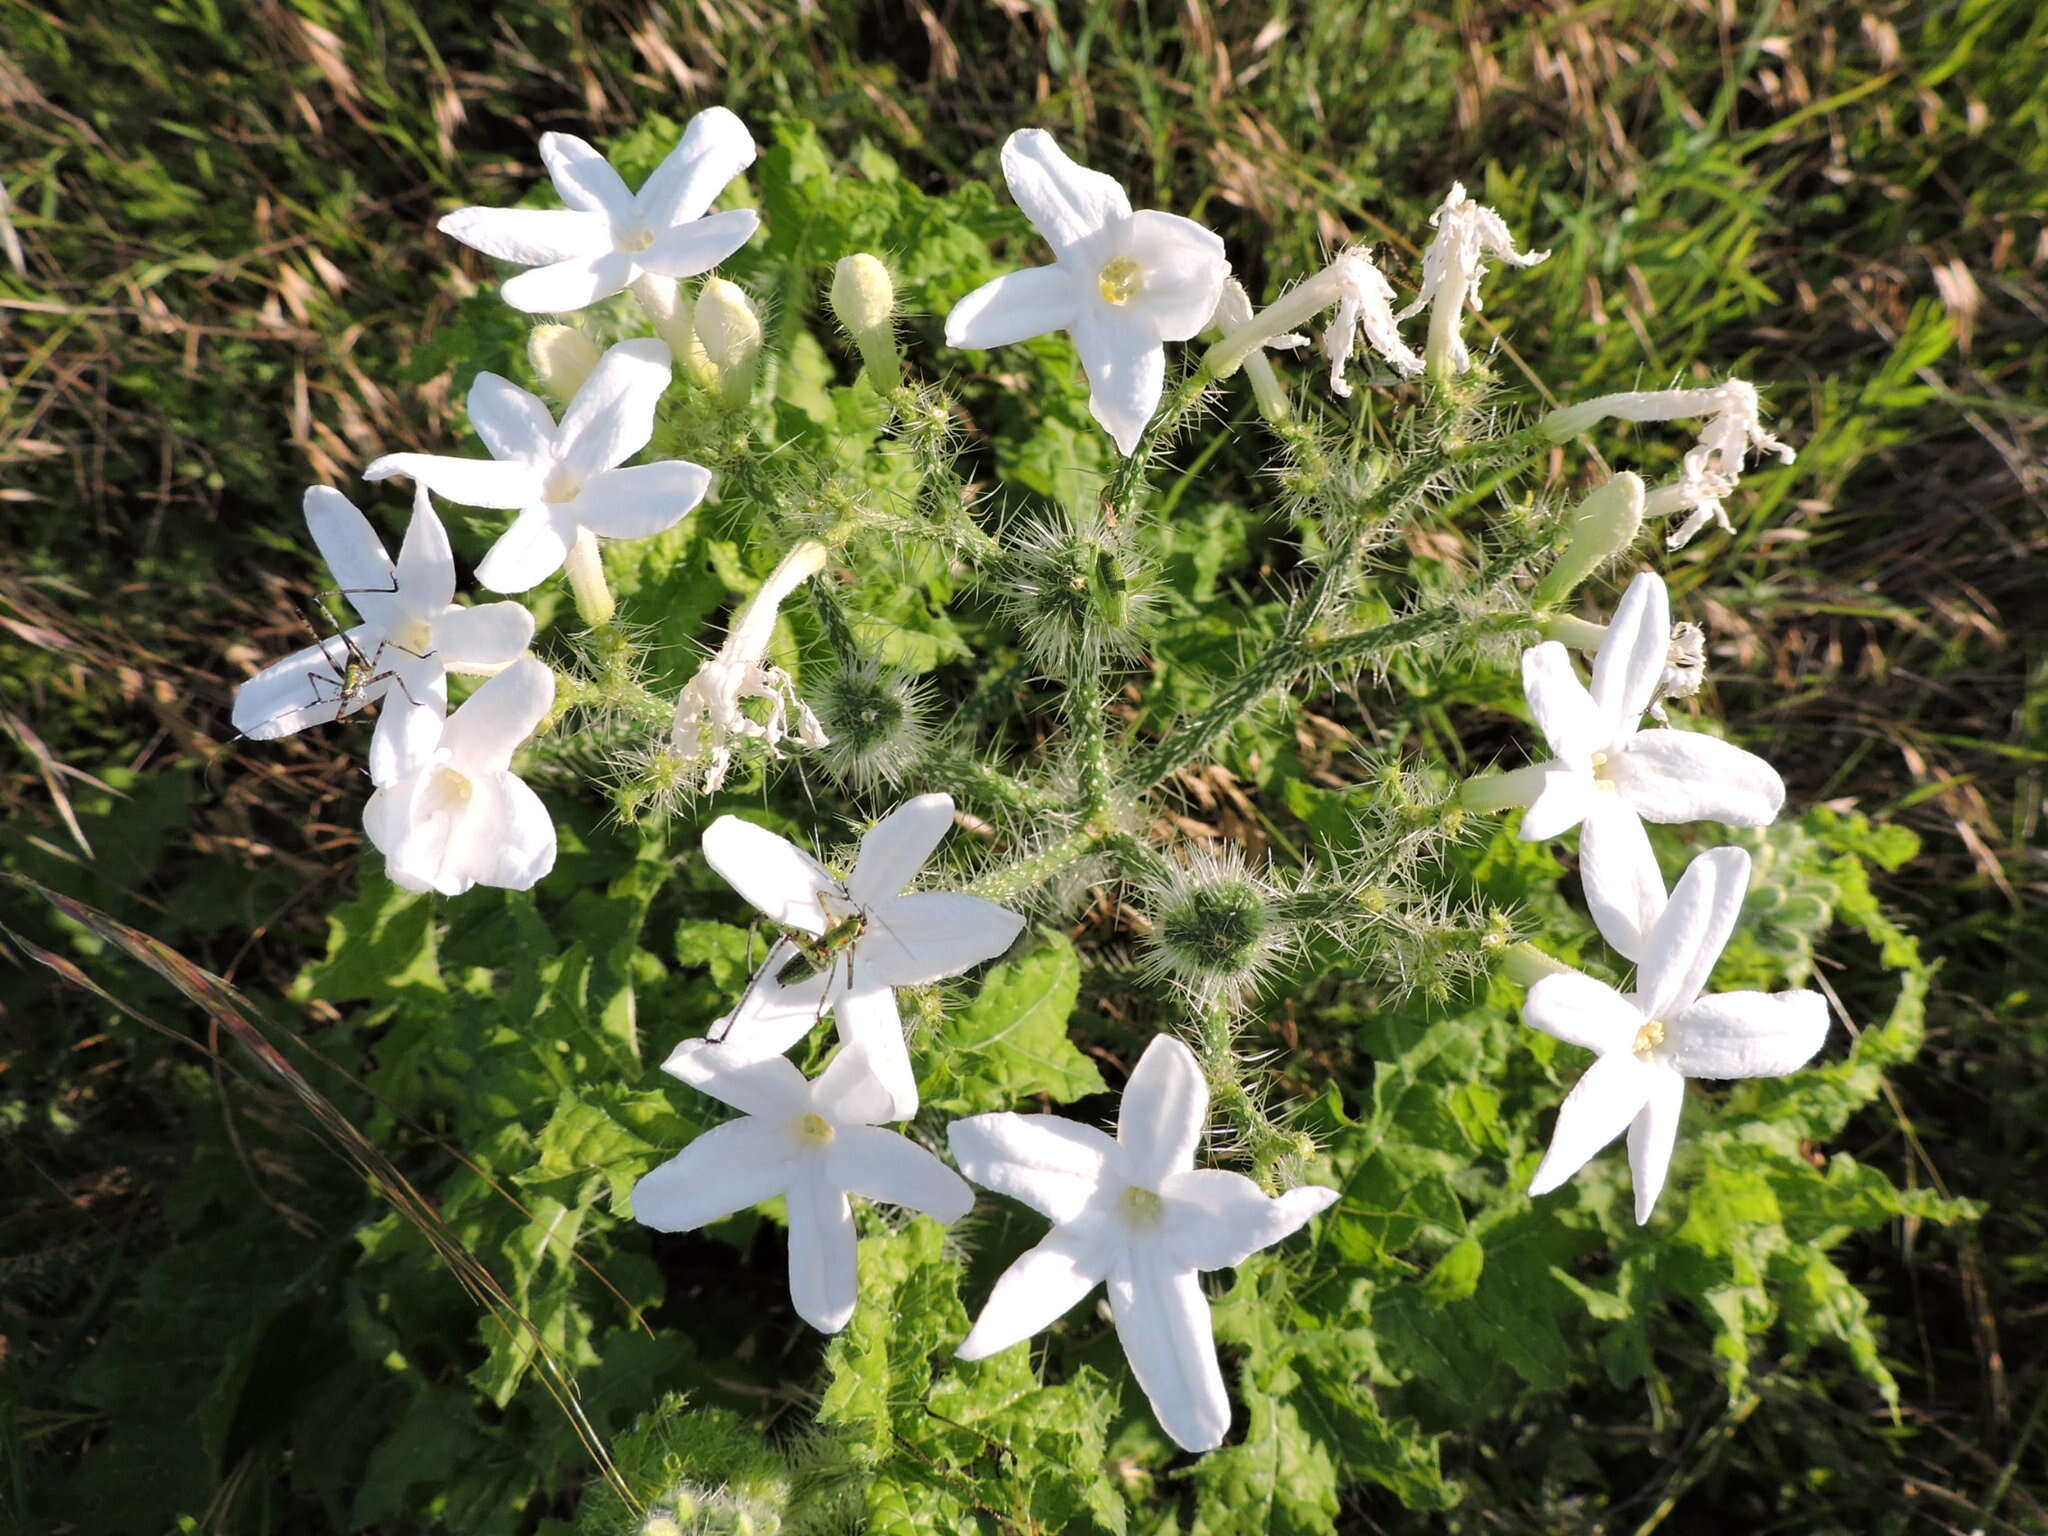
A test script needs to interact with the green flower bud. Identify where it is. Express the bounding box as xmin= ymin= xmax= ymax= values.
xmin=830 ymin=252 xmax=901 ymax=389
xmin=695 ymin=277 xmax=763 ymax=405
xmin=1532 ymin=472 xmax=1645 ymax=608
